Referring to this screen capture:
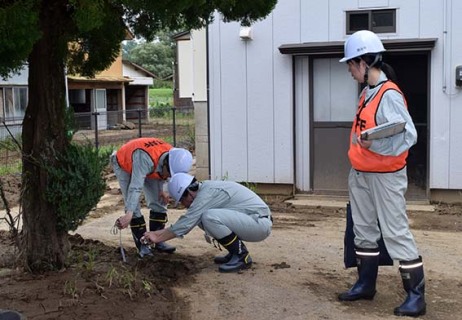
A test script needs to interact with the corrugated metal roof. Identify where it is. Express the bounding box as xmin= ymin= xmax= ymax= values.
xmin=67 ymin=75 xmax=133 ymax=83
